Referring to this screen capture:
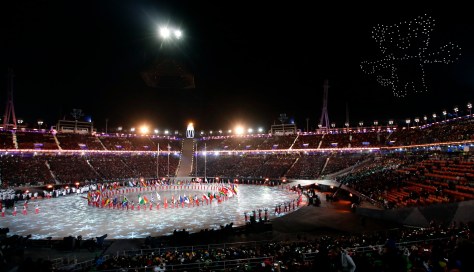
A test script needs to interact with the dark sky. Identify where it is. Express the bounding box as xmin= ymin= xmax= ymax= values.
xmin=2 ymin=1 xmax=474 ymax=132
